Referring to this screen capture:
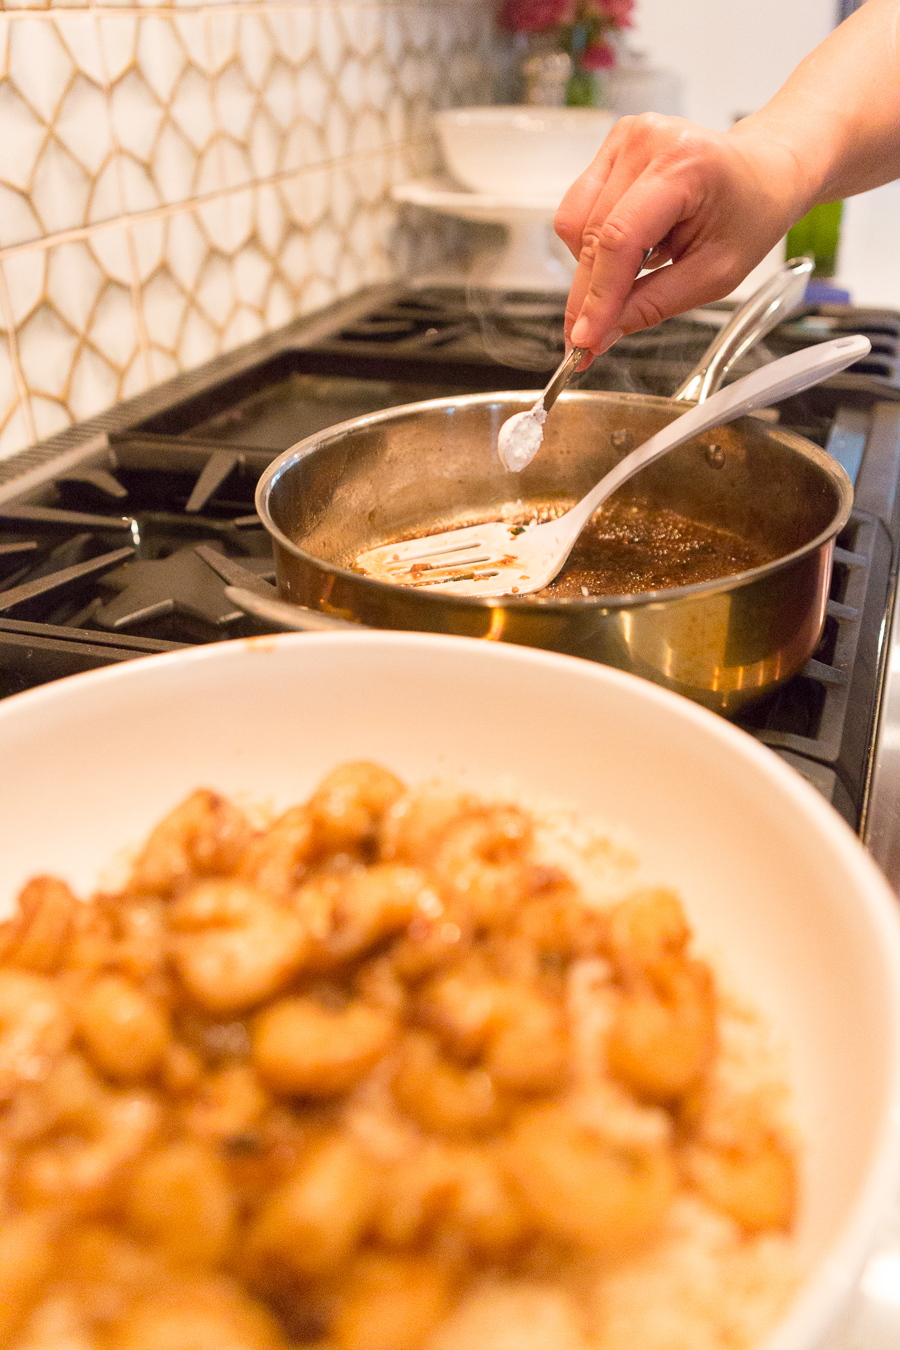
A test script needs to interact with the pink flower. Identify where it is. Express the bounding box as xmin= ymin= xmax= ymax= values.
xmin=581 ymin=38 xmax=617 ymax=69
xmin=597 ymin=0 xmax=634 ymax=27
xmin=499 ymin=0 xmax=574 ymax=33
